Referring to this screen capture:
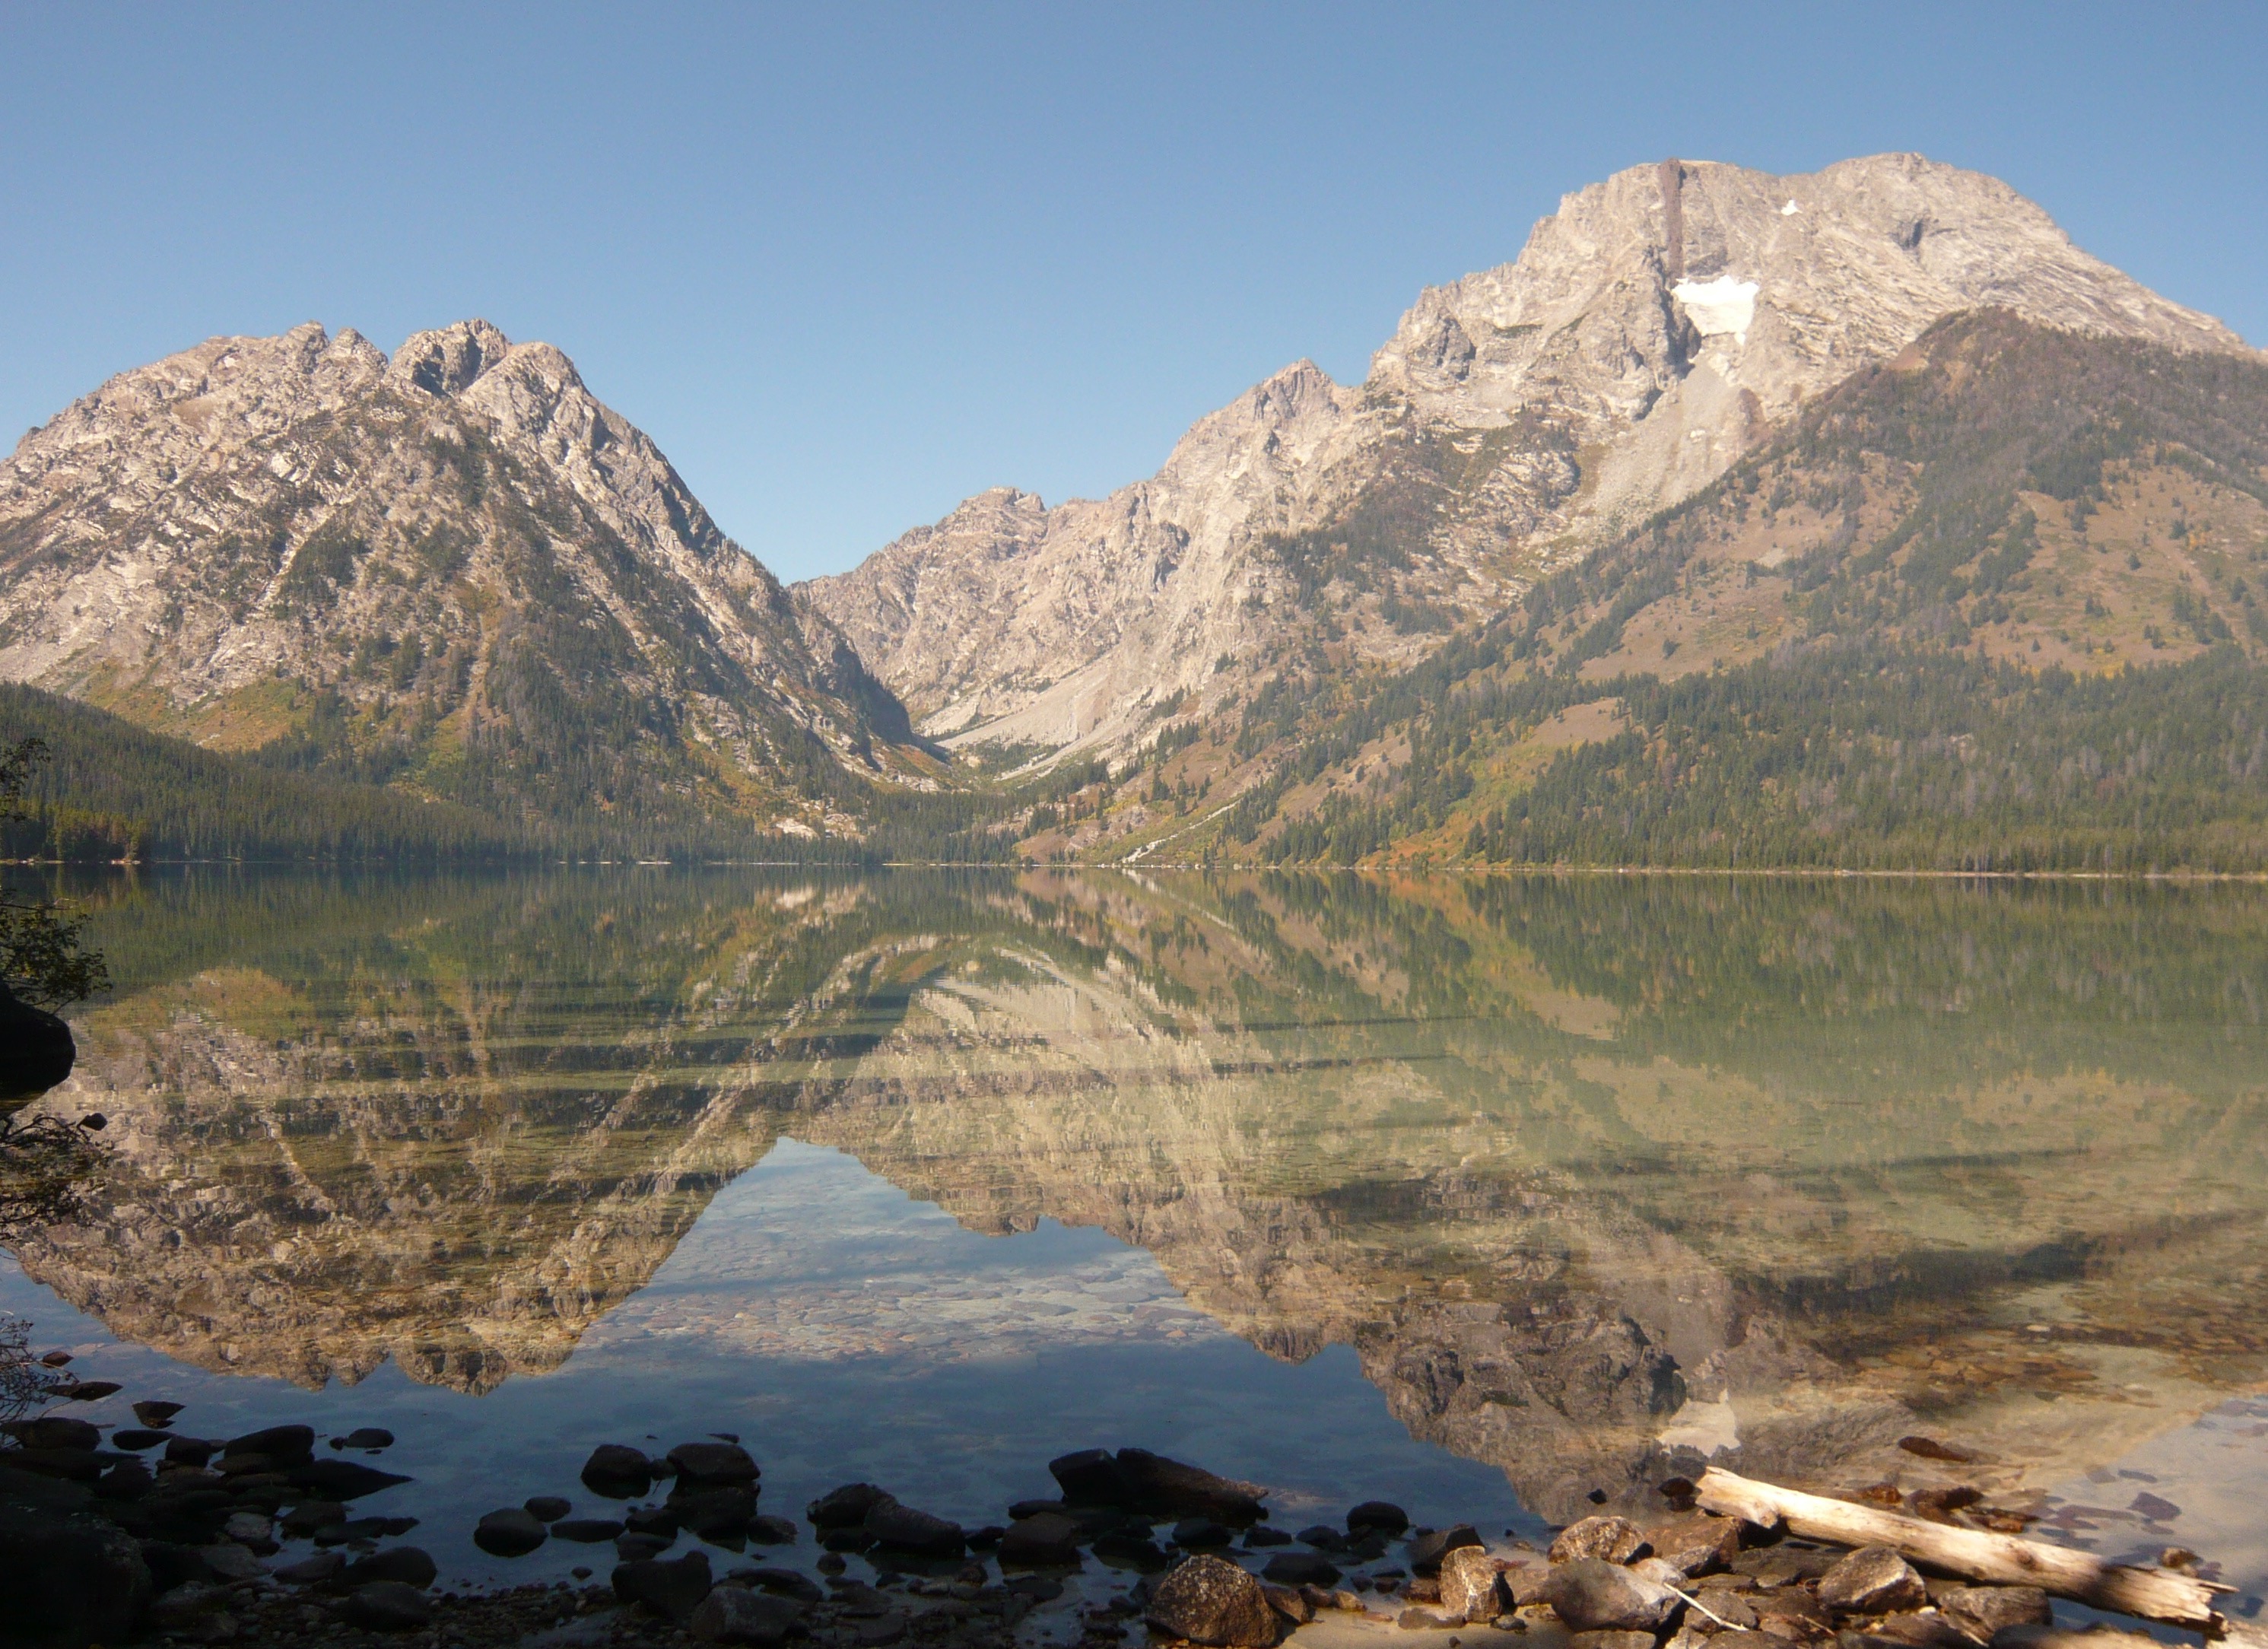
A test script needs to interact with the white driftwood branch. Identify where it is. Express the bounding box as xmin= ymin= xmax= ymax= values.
xmin=1694 ymin=1466 xmax=2220 ymax=1630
